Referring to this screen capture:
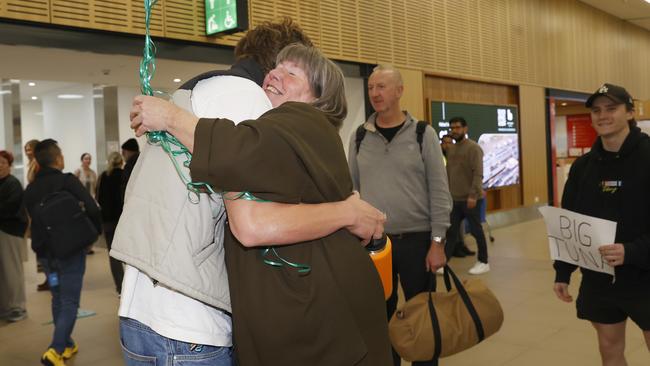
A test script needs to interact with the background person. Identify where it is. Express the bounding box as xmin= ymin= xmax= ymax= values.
xmin=120 ymin=138 xmax=139 ymax=201
xmin=445 ymin=116 xmax=489 ymax=274
xmin=554 ymin=83 xmax=650 ymax=366
xmin=73 ymin=153 xmax=97 ymax=198
xmin=95 ymin=151 xmax=124 ymax=295
xmin=24 ymin=139 xmax=102 ymax=366
xmin=130 ymin=43 xmax=393 ymax=366
xmin=24 ymin=139 xmax=49 ymax=291
xmin=0 ymin=150 xmax=28 ymax=322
